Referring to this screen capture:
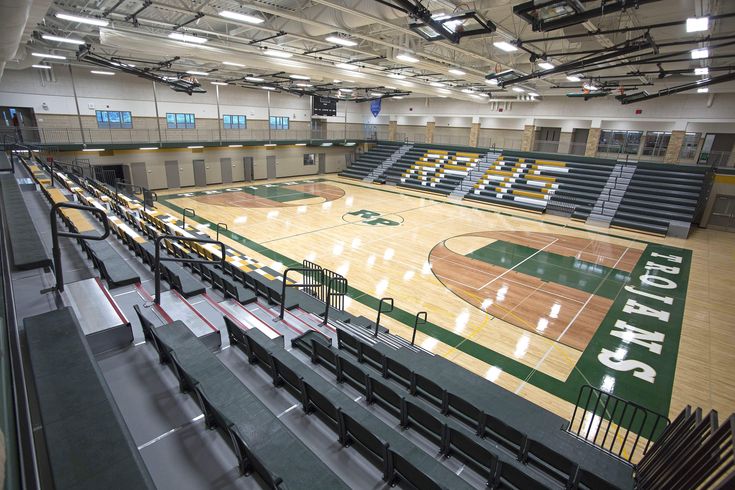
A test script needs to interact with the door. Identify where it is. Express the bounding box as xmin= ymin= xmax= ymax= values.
xmin=130 ymin=161 xmax=148 ymax=188
xmin=165 ymin=160 xmax=180 ymax=189
xmin=266 ymin=156 xmax=277 ymax=180
xmin=708 ymin=195 xmax=735 ymax=231
xmin=243 ymin=157 xmax=253 ymax=182
xmin=220 ymin=158 xmax=233 ymax=184
xmin=318 ymin=153 xmax=326 ymax=174
xmin=193 ymin=159 xmax=207 ymax=187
